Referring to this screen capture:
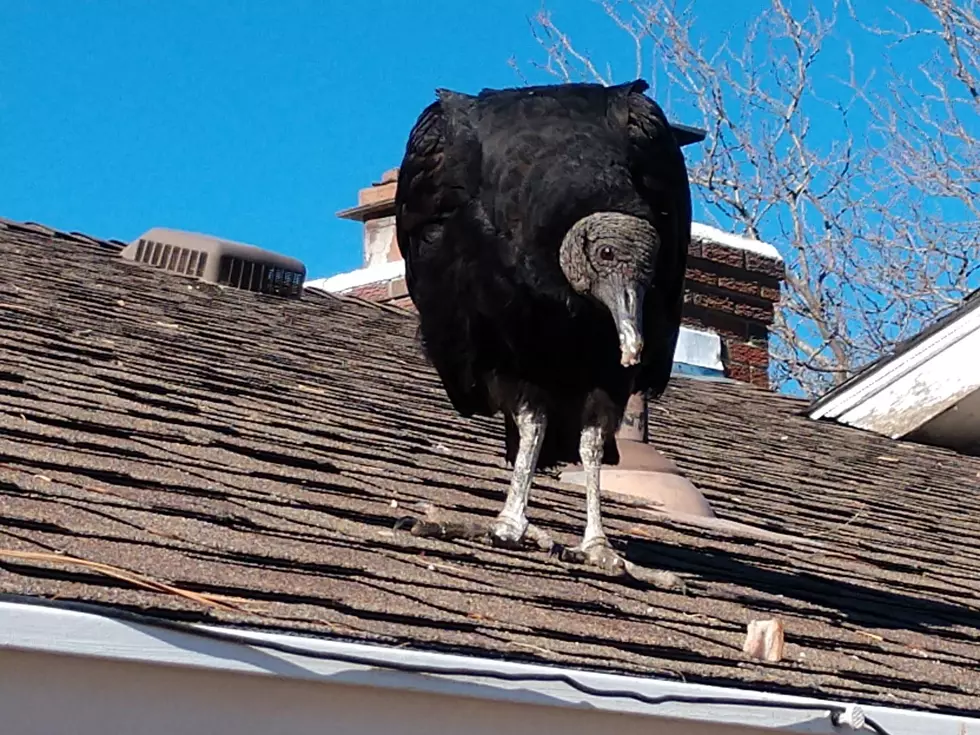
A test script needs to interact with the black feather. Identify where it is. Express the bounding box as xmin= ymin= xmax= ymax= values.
xmin=395 ymin=80 xmax=692 ymax=469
